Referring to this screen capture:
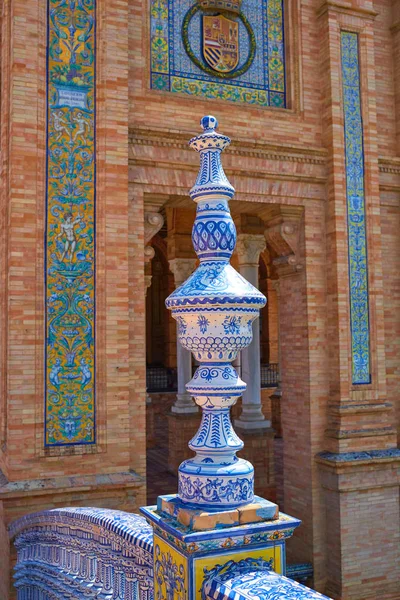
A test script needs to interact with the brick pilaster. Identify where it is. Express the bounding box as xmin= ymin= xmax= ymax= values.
xmin=317 ymin=3 xmax=400 ymax=597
